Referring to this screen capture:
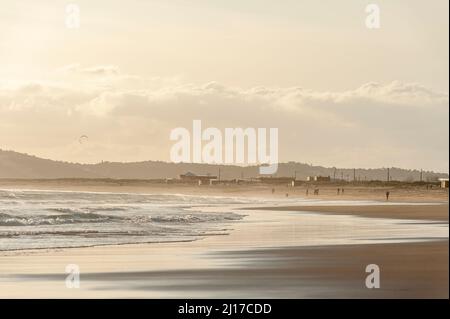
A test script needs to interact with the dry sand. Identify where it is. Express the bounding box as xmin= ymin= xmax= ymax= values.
xmin=0 ymin=178 xmax=448 ymax=202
